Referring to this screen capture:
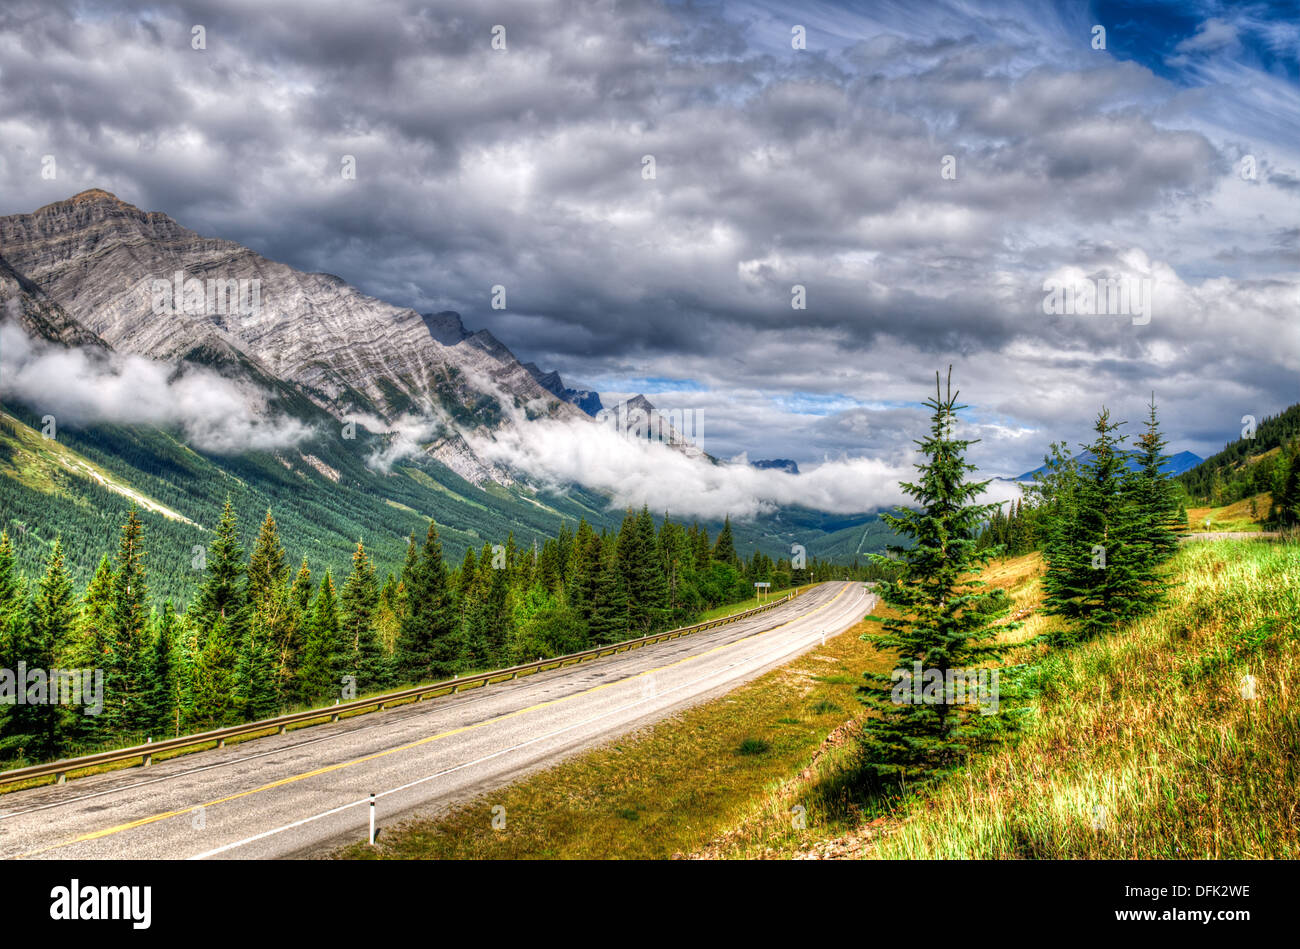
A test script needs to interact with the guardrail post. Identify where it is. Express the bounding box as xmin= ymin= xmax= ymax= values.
xmin=217 ymin=738 xmax=225 ymax=749
xmin=279 ymin=725 xmax=288 ymax=735
xmin=143 ymin=736 xmax=152 ymax=767
xmin=56 ymin=771 xmax=66 ymax=784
